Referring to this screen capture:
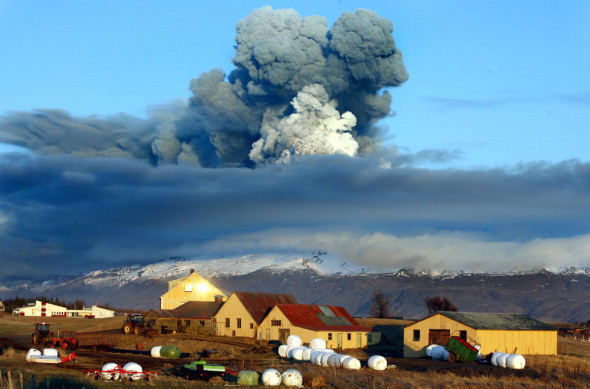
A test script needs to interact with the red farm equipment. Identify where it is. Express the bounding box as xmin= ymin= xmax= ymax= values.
xmin=31 ymin=322 xmax=53 ymax=346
